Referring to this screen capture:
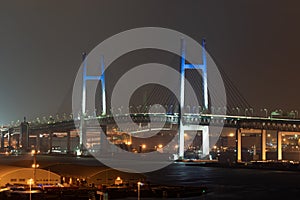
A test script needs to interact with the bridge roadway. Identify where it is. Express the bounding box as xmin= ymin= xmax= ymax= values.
xmin=14 ymin=113 xmax=300 ymax=131
xmin=2 ymin=113 xmax=300 ymax=162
